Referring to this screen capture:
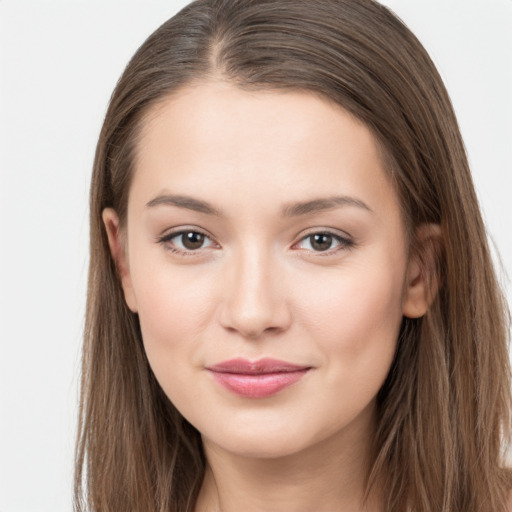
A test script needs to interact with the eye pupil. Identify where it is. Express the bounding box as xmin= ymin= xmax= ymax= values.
xmin=311 ymin=234 xmax=333 ymax=251
xmin=182 ymin=232 xmax=205 ymax=250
